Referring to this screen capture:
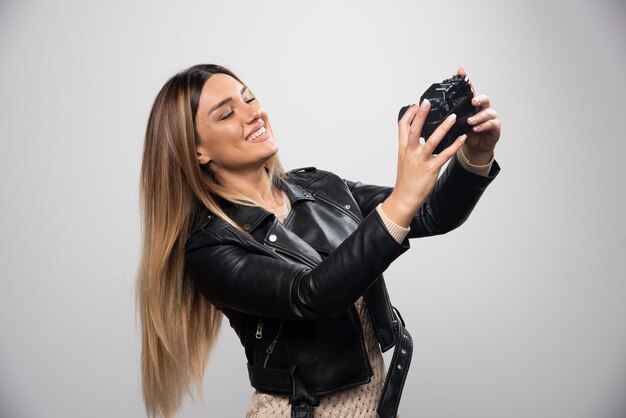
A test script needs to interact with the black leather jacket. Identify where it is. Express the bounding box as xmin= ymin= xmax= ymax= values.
xmin=184 ymin=157 xmax=499 ymax=401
